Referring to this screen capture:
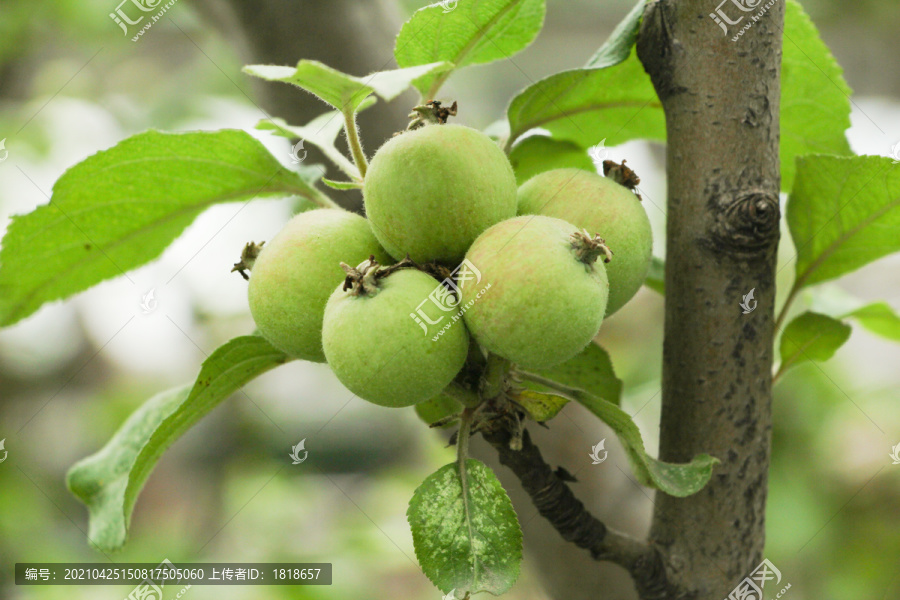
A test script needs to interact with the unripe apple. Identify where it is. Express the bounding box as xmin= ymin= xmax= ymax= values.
xmin=459 ymin=215 xmax=609 ymax=370
xmin=322 ymin=261 xmax=469 ymax=407
xmin=363 ymin=124 xmax=517 ymax=264
xmin=517 ymin=168 xmax=652 ymax=315
xmin=247 ymin=209 xmax=390 ymax=362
